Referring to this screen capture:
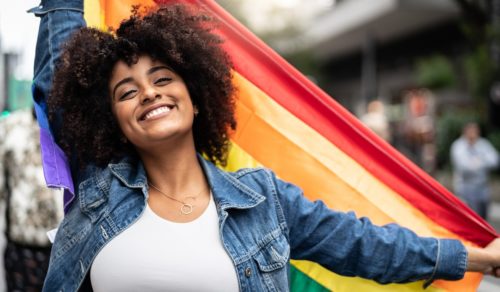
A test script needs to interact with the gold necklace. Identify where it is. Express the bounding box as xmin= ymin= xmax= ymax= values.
xmin=148 ymin=183 xmax=205 ymax=215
